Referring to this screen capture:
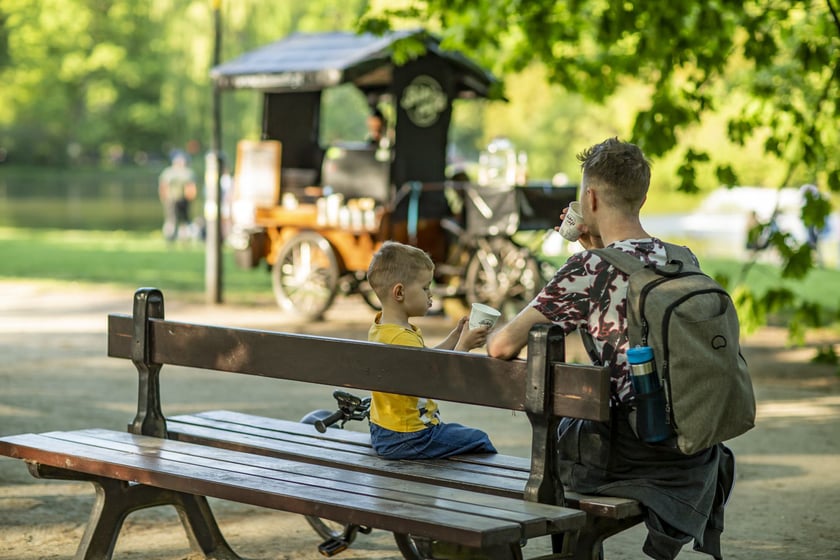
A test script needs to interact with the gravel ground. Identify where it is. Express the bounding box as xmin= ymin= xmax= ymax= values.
xmin=1 ymin=280 xmax=838 ymax=560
